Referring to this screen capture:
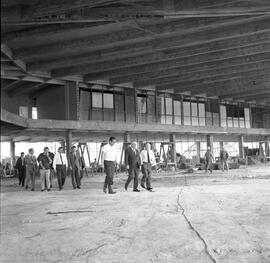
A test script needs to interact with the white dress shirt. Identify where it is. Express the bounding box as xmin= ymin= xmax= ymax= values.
xmin=53 ymin=152 xmax=68 ymax=169
xmin=101 ymin=144 xmax=118 ymax=163
xmin=140 ymin=149 xmax=156 ymax=166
